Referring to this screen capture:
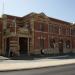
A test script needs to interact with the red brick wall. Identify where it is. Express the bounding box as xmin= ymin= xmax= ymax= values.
xmin=0 ymin=20 xmax=2 ymax=32
xmin=34 ymin=21 xmax=40 ymax=31
xmin=0 ymin=20 xmax=2 ymax=49
xmin=34 ymin=32 xmax=40 ymax=49
xmin=34 ymin=32 xmax=48 ymax=49
xmin=34 ymin=21 xmax=48 ymax=32
xmin=72 ymin=38 xmax=75 ymax=48
xmin=43 ymin=33 xmax=48 ymax=48
xmin=34 ymin=21 xmax=48 ymax=49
